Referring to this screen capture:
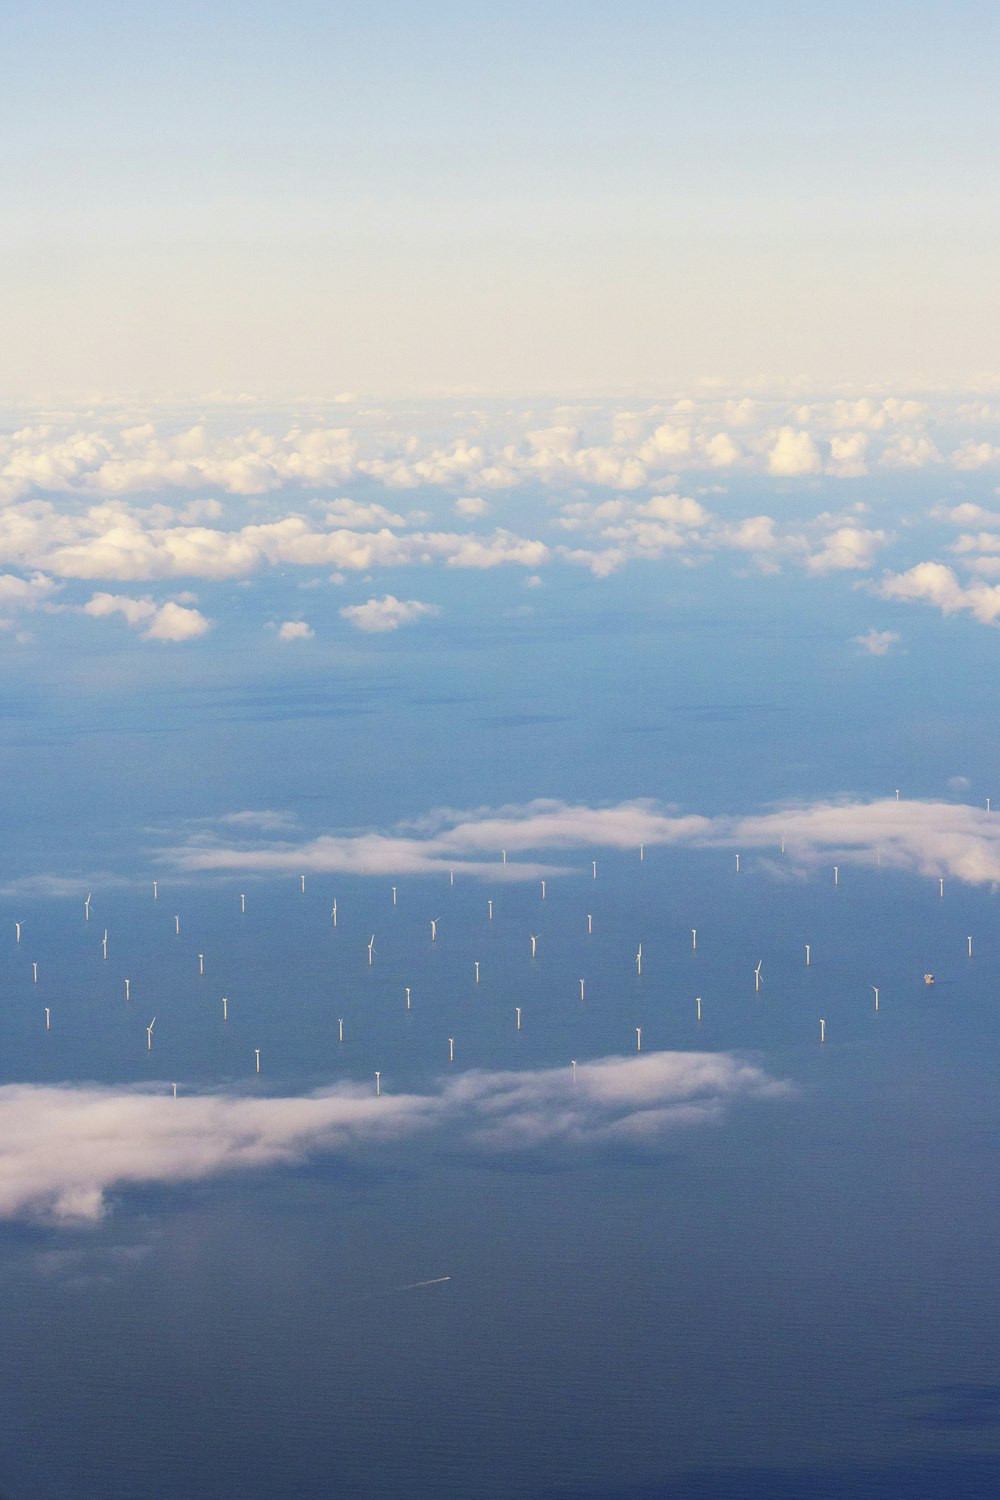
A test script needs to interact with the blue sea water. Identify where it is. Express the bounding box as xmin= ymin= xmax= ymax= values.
xmin=1 ymin=540 xmax=999 ymax=1498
